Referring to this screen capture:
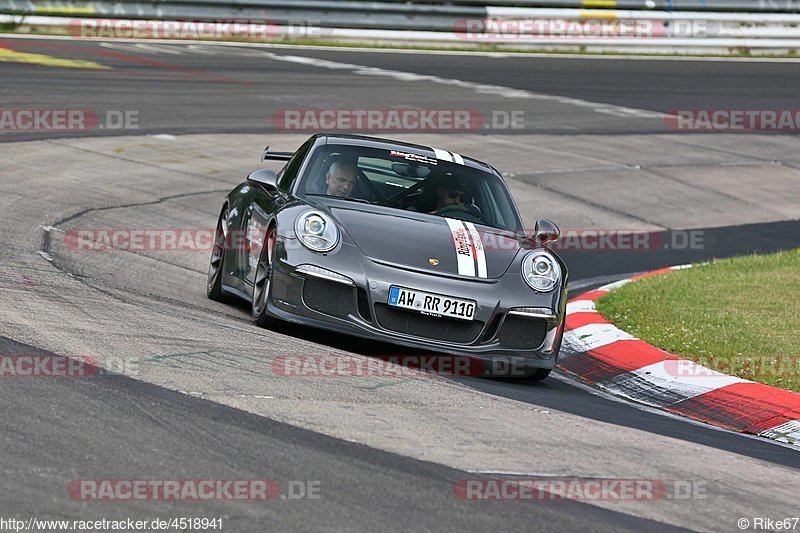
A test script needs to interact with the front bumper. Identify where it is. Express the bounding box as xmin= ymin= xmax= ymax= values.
xmin=266 ymin=238 xmax=567 ymax=371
